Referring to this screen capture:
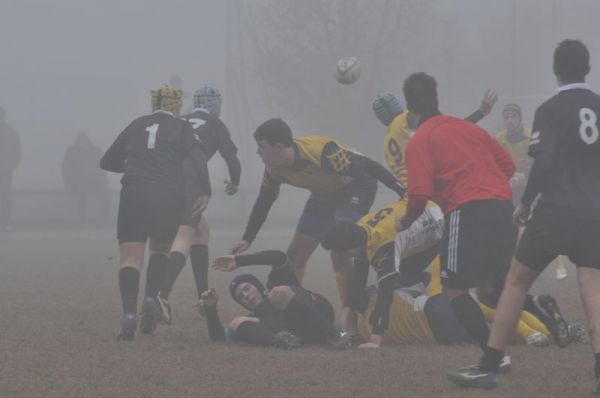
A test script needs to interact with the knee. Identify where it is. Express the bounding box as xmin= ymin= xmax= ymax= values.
xmin=267 ymin=286 xmax=296 ymax=310
xmin=229 ymin=316 xmax=255 ymax=332
xmin=286 ymin=247 xmax=307 ymax=269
